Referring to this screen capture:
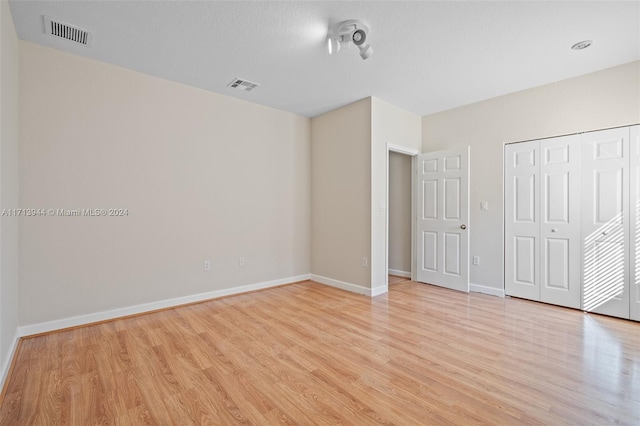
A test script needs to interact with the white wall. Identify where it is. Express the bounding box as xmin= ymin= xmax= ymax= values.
xmin=310 ymin=98 xmax=372 ymax=292
xmin=388 ymin=152 xmax=411 ymax=275
xmin=422 ymin=61 xmax=640 ymax=292
xmin=19 ymin=41 xmax=310 ymax=327
xmin=371 ymin=97 xmax=421 ymax=293
xmin=0 ymin=0 xmax=20 ymax=387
